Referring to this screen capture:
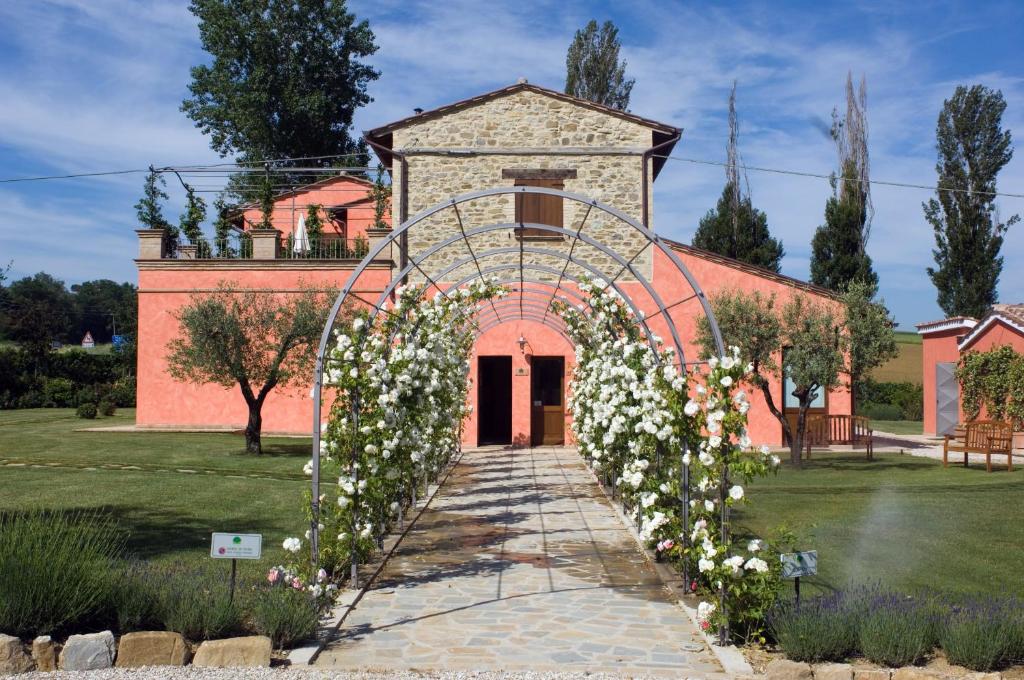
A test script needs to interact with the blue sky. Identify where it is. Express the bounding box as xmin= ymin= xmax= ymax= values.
xmin=1 ymin=0 xmax=1022 ymax=329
